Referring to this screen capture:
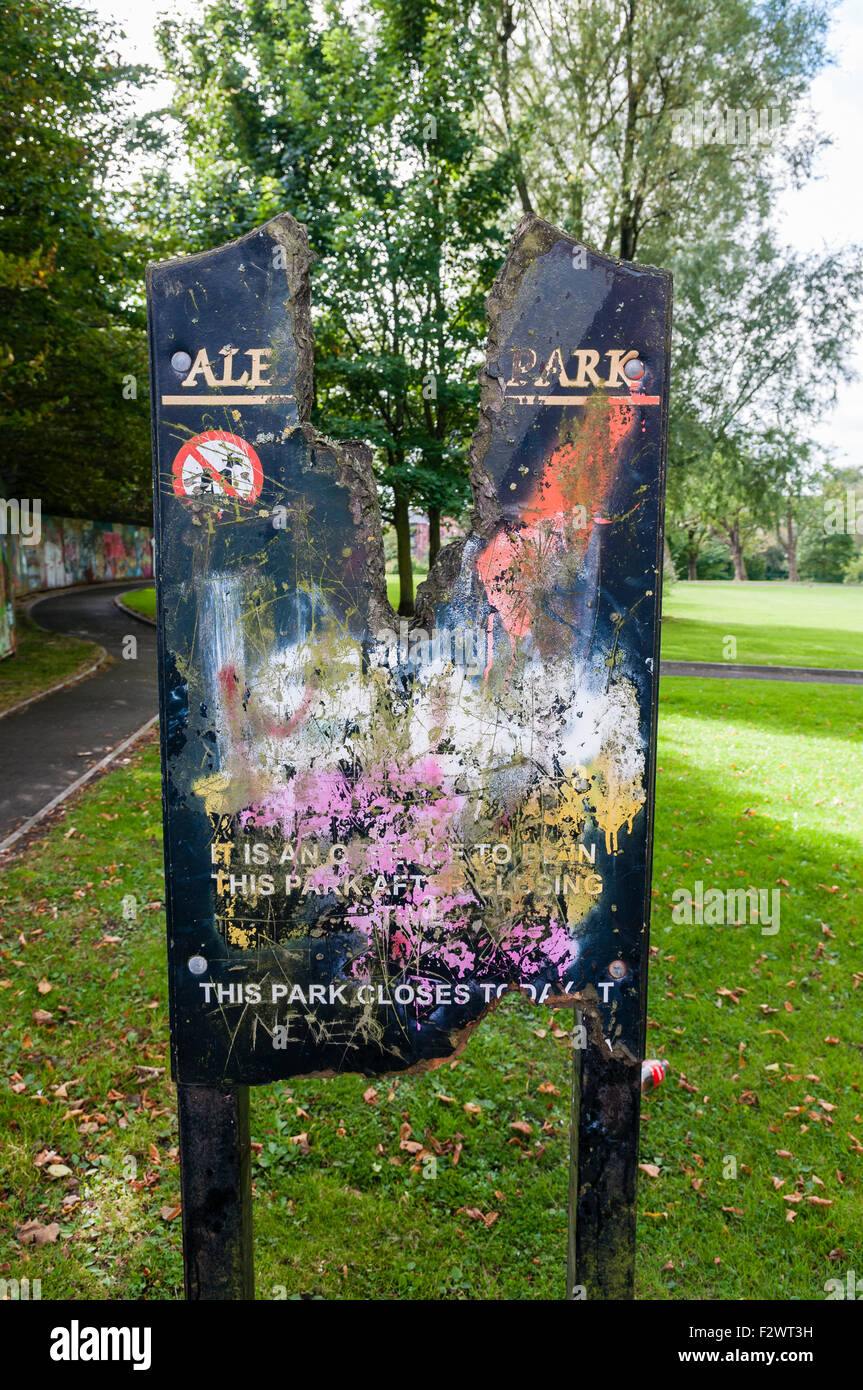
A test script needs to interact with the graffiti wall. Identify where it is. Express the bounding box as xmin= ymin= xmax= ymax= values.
xmin=9 ymin=517 xmax=154 ymax=595
xmin=0 ymin=541 xmax=15 ymax=659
